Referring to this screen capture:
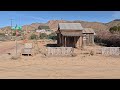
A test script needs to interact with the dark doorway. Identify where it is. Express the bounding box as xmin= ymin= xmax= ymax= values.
xmin=66 ymin=37 xmax=75 ymax=47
